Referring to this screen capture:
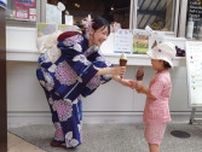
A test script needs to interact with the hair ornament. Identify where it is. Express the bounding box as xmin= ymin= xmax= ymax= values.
xmin=81 ymin=14 xmax=93 ymax=32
